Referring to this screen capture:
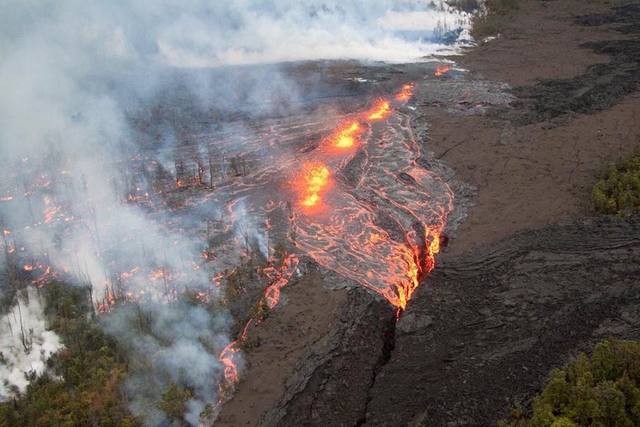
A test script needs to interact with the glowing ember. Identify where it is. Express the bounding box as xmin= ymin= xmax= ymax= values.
xmin=366 ymin=99 xmax=392 ymax=121
xmin=435 ymin=65 xmax=452 ymax=77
